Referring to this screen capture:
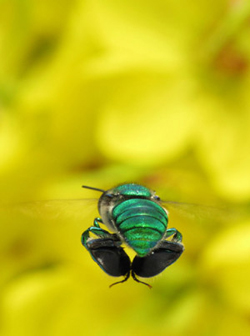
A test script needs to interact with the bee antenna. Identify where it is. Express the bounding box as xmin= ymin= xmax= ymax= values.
xmin=82 ymin=185 xmax=105 ymax=193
